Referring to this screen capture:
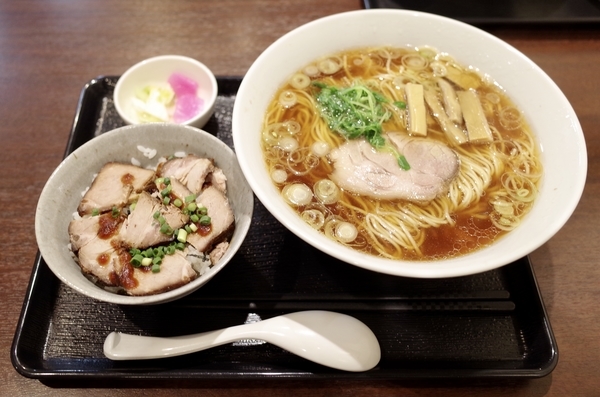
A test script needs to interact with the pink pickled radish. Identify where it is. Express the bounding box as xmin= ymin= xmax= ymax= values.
xmin=168 ymin=72 xmax=199 ymax=96
xmin=168 ymin=72 xmax=204 ymax=123
xmin=173 ymin=94 xmax=204 ymax=123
